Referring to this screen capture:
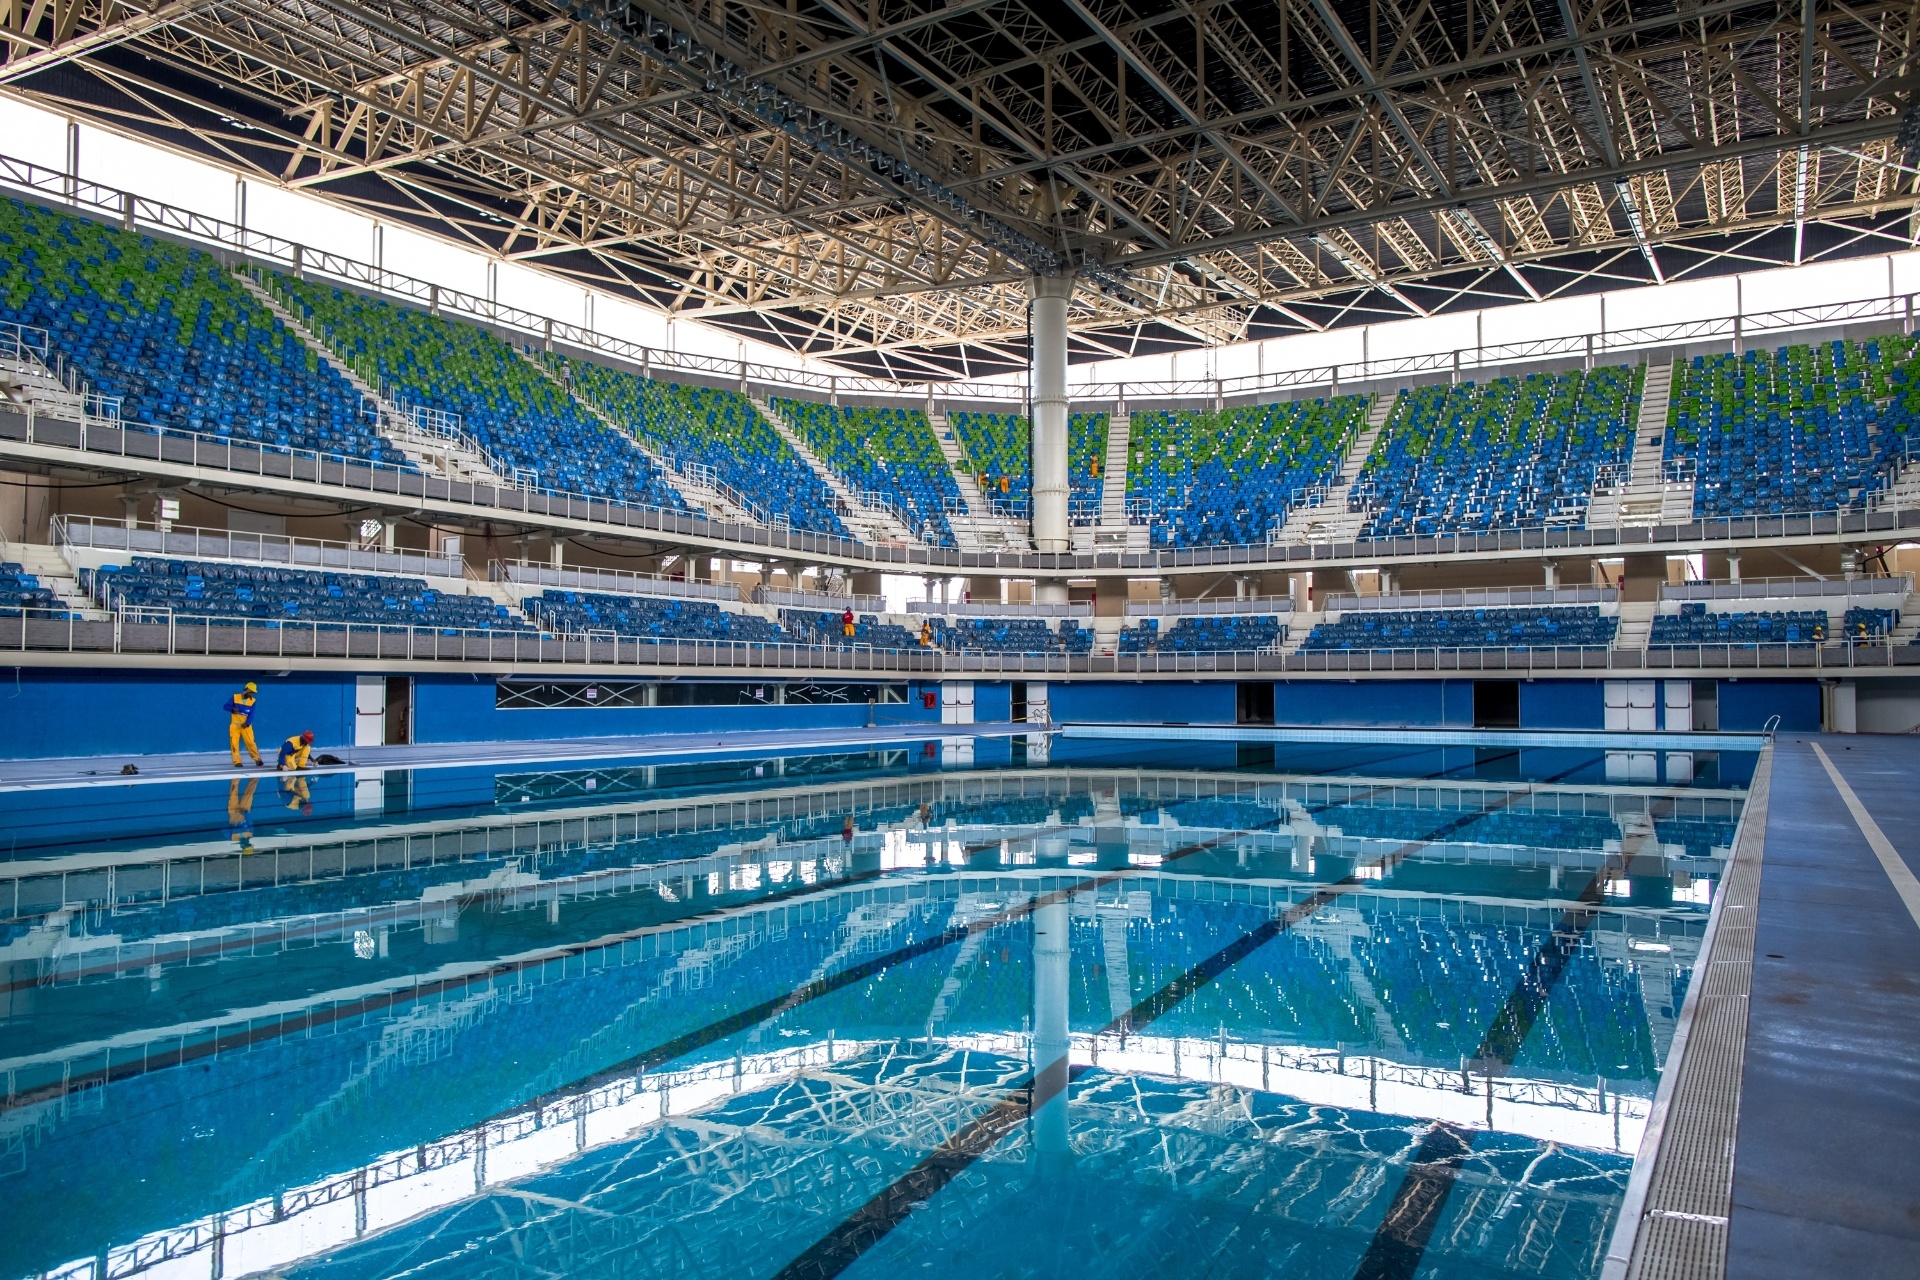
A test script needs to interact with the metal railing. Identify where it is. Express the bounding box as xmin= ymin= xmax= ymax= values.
xmin=1661 ymin=574 xmax=1912 ymax=601
xmin=1126 ymin=595 xmax=1295 ymax=617
xmin=1322 ymin=585 xmax=1618 ymax=612
xmin=491 ymin=558 xmax=747 ymax=603
xmin=904 ymin=599 xmax=1092 ymax=617
xmin=755 ymin=587 xmax=888 ymax=613
xmin=54 ymin=515 xmax=466 ymax=579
